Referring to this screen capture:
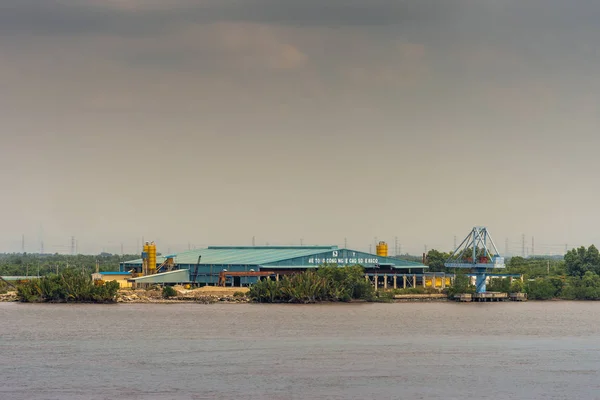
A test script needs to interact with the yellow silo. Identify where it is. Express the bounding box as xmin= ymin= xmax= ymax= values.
xmin=376 ymin=241 xmax=388 ymax=257
xmin=148 ymin=242 xmax=157 ymax=274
